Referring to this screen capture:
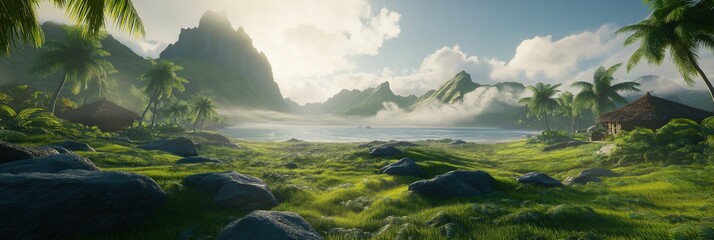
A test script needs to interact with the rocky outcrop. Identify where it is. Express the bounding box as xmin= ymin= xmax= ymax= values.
xmin=183 ymin=171 xmax=278 ymax=211
xmin=369 ymin=146 xmax=402 ymax=158
xmin=408 ymin=170 xmax=496 ymax=198
xmin=378 ymin=158 xmax=424 ymax=177
xmin=0 ymin=170 xmax=167 ymax=239
xmin=563 ymin=168 xmax=620 ymax=185
xmin=0 ymin=140 xmax=58 ymax=163
xmin=216 ymin=210 xmax=323 ymax=240
xmin=516 ymin=172 xmax=563 ymax=187
xmin=0 ymin=154 xmax=99 ymax=174
xmin=138 ymin=137 xmax=198 ymax=157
